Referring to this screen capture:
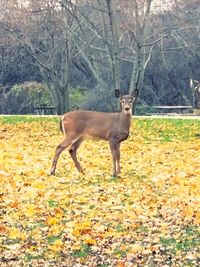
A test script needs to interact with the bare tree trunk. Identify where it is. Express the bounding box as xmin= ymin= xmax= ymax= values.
xmin=63 ymin=0 xmax=121 ymax=96
xmin=106 ymin=0 xmax=120 ymax=91
xmin=48 ymin=82 xmax=70 ymax=115
xmin=130 ymin=46 xmax=145 ymax=93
